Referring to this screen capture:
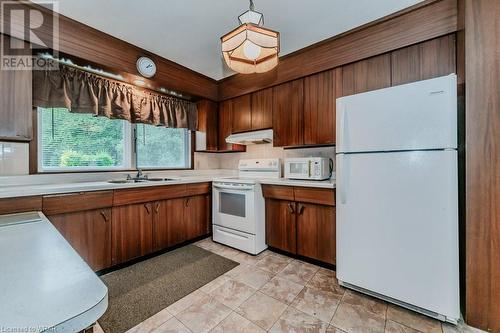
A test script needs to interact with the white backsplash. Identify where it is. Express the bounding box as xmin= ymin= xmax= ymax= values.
xmin=194 ymin=144 xmax=336 ymax=172
xmin=0 ymin=142 xmax=29 ymax=176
